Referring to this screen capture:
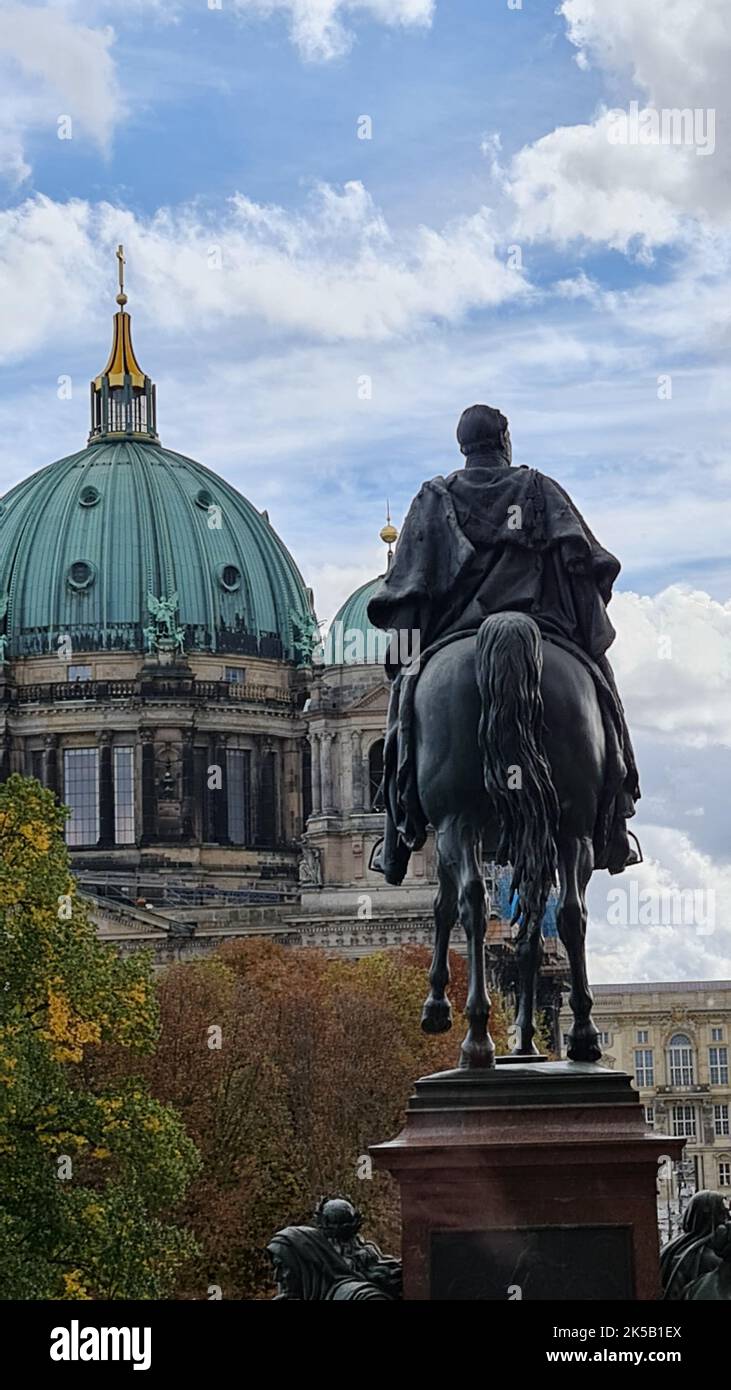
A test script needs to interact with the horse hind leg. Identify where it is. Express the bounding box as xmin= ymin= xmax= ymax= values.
xmin=557 ymin=833 xmax=601 ymax=1063
xmin=447 ymin=820 xmax=495 ymax=1069
xmin=421 ymin=838 xmax=456 ymax=1035
xmin=513 ymin=914 xmax=544 ymax=1056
